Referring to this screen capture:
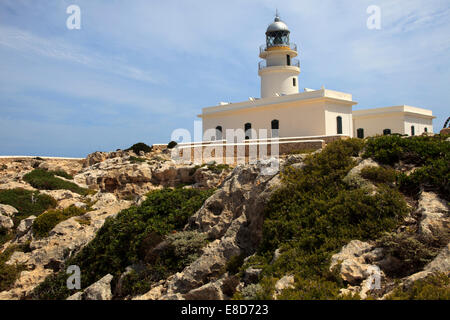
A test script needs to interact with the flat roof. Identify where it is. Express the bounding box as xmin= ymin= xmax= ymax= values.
xmin=353 ymin=105 xmax=435 ymax=118
xmin=199 ymin=89 xmax=357 ymax=117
